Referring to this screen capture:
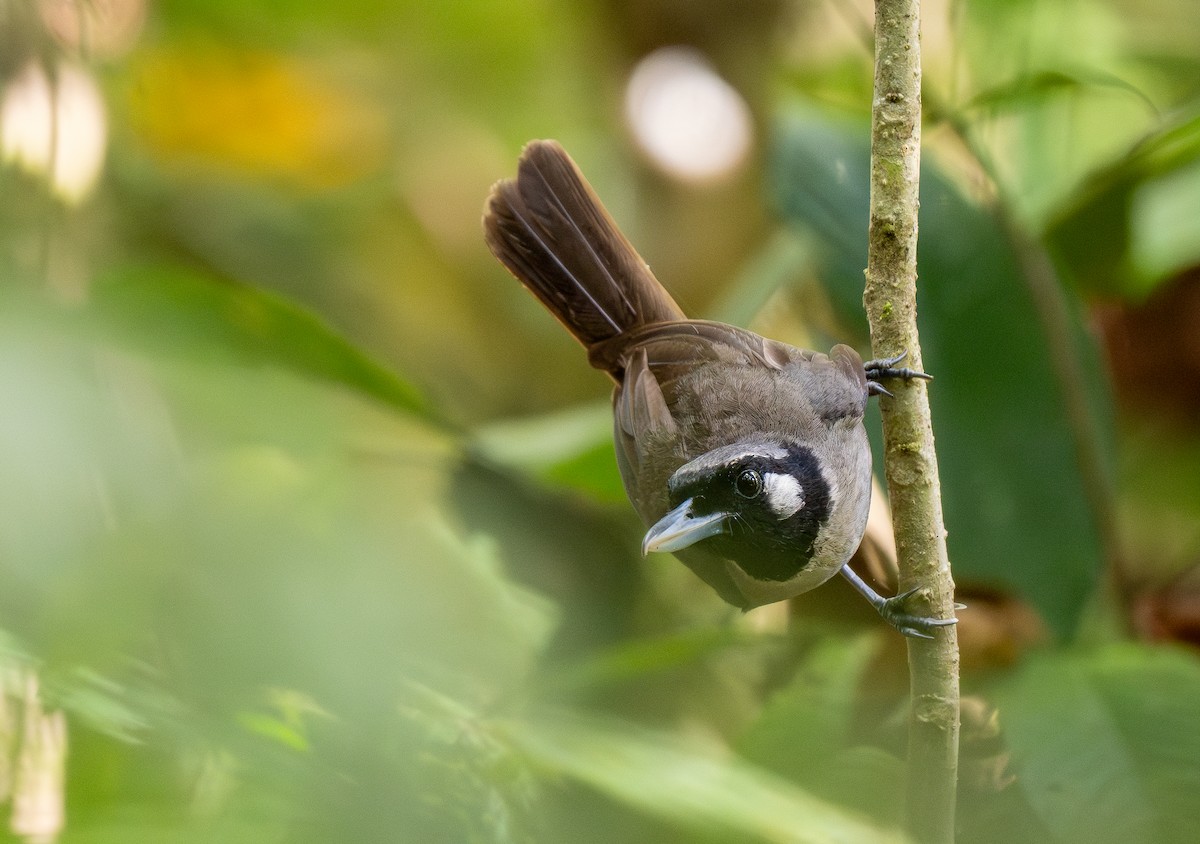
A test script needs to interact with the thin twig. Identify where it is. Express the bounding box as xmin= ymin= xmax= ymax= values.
xmin=863 ymin=0 xmax=961 ymax=841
